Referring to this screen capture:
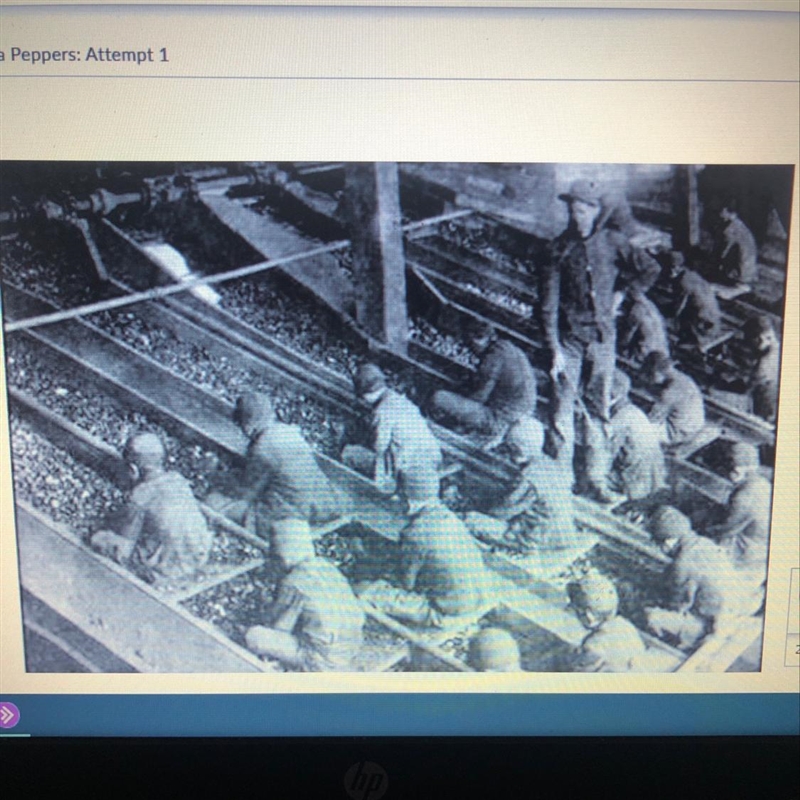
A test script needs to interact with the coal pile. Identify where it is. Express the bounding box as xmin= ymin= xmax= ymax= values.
xmin=435 ymin=219 xmax=530 ymax=275
xmin=182 ymin=565 xmax=286 ymax=670
xmin=461 ymin=281 xmax=534 ymax=319
xmin=1 ymin=238 xmax=119 ymax=309
xmin=408 ymin=317 xmax=479 ymax=369
xmin=10 ymin=412 xmax=125 ymax=538
xmin=218 ymin=275 xmax=365 ymax=378
xmin=88 ymin=308 xmax=347 ymax=458
xmin=6 ymin=336 xmax=232 ymax=497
